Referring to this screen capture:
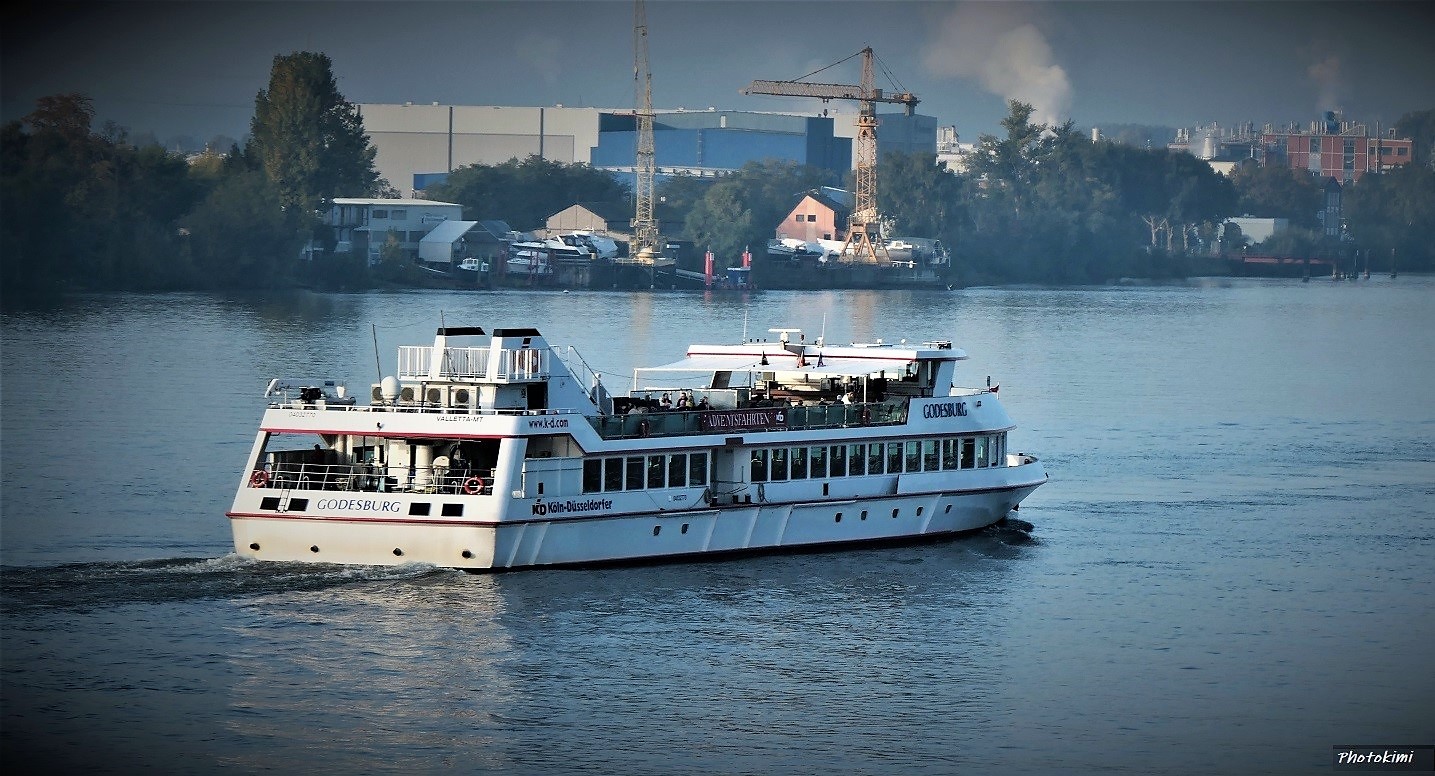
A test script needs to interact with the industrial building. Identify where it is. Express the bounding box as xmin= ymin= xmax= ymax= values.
xmin=356 ymin=102 xmax=937 ymax=197
xmin=1168 ymin=112 xmax=1414 ymax=183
